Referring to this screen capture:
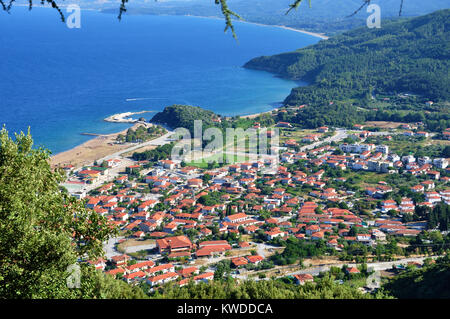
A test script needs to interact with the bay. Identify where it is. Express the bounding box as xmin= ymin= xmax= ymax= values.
xmin=0 ymin=6 xmax=320 ymax=154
